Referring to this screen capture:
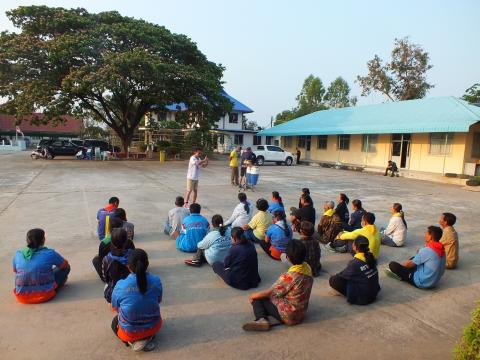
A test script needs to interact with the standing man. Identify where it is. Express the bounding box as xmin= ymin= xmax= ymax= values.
xmin=185 ymin=148 xmax=208 ymax=207
xmin=239 ymin=147 xmax=255 ymax=190
xmin=296 ymin=148 xmax=301 ymax=164
xmin=230 ymin=146 xmax=241 ymax=186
